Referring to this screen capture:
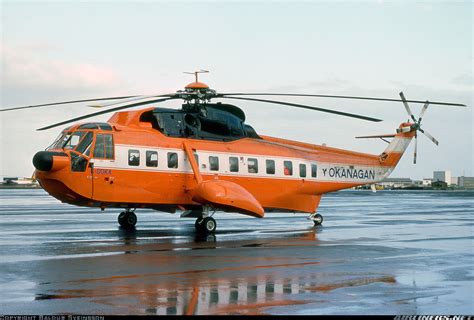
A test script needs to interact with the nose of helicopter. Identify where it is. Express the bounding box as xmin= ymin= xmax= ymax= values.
xmin=33 ymin=151 xmax=68 ymax=172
